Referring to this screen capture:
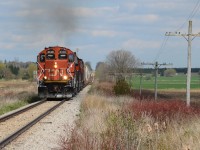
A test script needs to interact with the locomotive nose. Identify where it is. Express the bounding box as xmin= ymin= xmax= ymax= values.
xmin=43 ymin=60 xmax=68 ymax=81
